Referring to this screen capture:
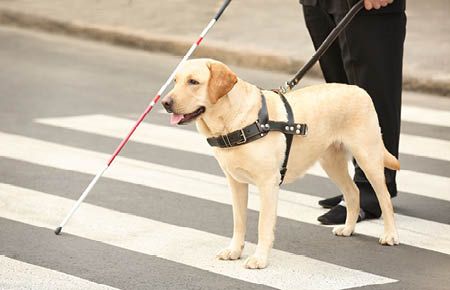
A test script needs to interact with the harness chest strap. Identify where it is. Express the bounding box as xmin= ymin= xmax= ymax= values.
xmin=206 ymin=91 xmax=308 ymax=184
